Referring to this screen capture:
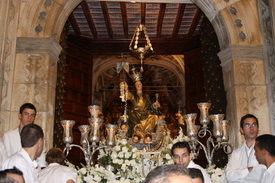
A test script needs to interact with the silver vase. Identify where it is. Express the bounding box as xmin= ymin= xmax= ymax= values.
xmin=88 ymin=118 xmax=103 ymax=146
xmin=209 ymin=114 xmax=224 ymax=142
xmin=78 ymin=125 xmax=91 ymax=146
xmin=60 ymin=120 xmax=75 ymax=145
xmin=105 ymin=124 xmax=118 ymax=147
xmin=197 ymin=102 xmax=211 ymax=128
